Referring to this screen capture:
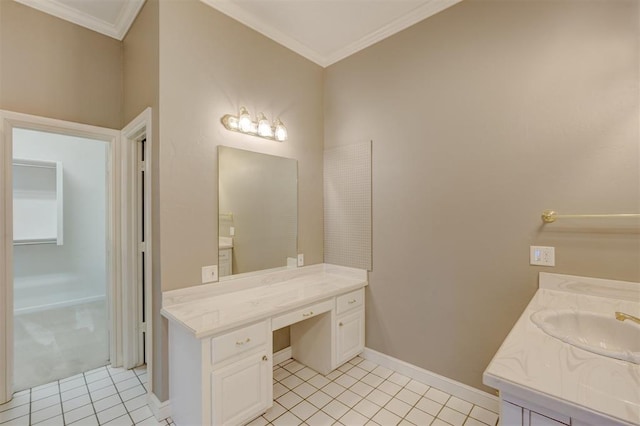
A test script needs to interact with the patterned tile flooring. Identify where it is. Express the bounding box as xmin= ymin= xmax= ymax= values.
xmin=249 ymin=356 xmax=499 ymax=426
xmin=0 ymin=356 xmax=499 ymax=426
xmin=0 ymin=365 xmax=171 ymax=426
